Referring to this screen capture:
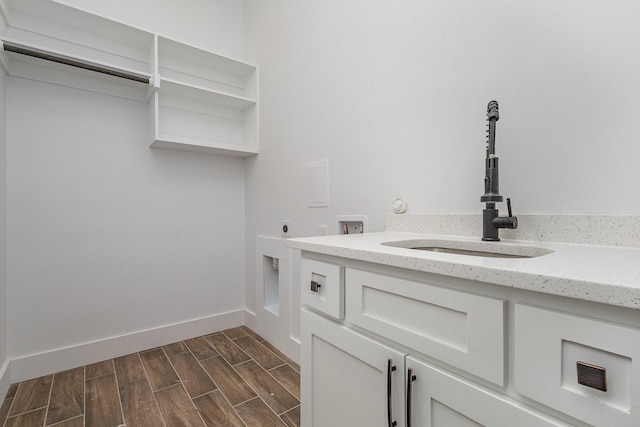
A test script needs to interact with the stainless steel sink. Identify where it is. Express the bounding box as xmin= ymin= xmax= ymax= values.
xmin=381 ymin=239 xmax=553 ymax=259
